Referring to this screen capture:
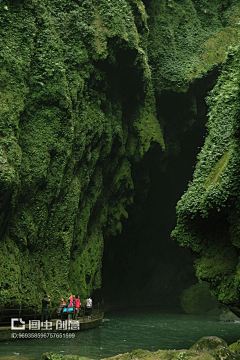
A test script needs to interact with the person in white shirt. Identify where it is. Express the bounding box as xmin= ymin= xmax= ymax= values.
xmin=85 ymin=297 xmax=92 ymax=318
